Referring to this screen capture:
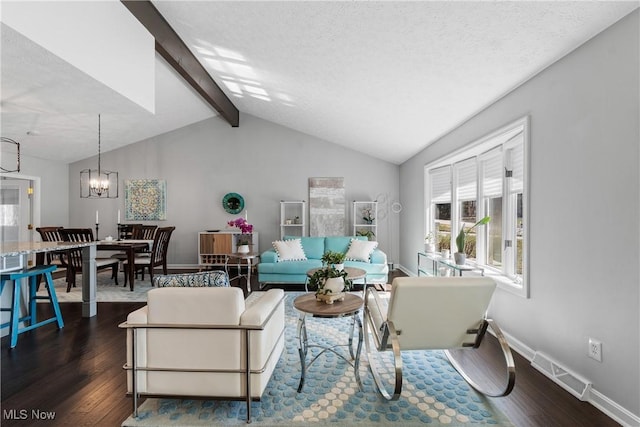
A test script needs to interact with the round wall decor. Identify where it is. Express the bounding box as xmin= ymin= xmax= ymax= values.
xmin=222 ymin=192 xmax=245 ymax=214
